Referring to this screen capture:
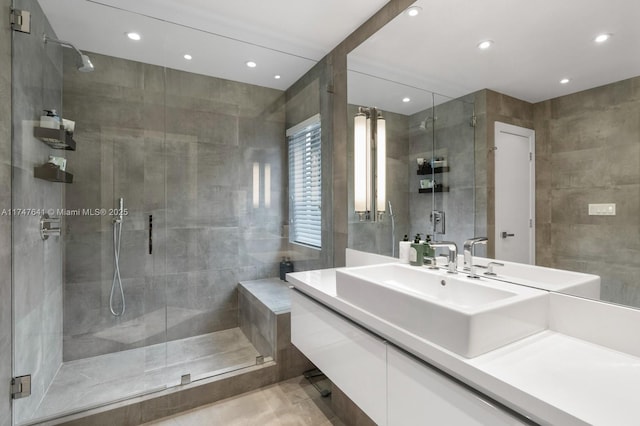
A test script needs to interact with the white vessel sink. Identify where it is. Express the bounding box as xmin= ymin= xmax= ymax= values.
xmin=465 ymin=256 xmax=601 ymax=299
xmin=336 ymin=263 xmax=548 ymax=358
